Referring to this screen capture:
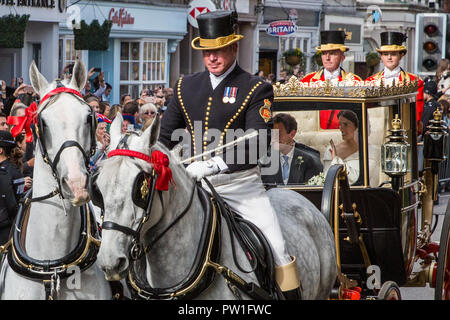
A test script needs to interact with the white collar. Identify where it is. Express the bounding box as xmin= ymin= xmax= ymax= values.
xmin=209 ymin=60 xmax=237 ymax=90
xmin=384 ymin=66 xmax=401 ymax=79
xmin=280 ymin=144 xmax=295 ymax=161
xmin=324 ymin=68 xmax=340 ymax=80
